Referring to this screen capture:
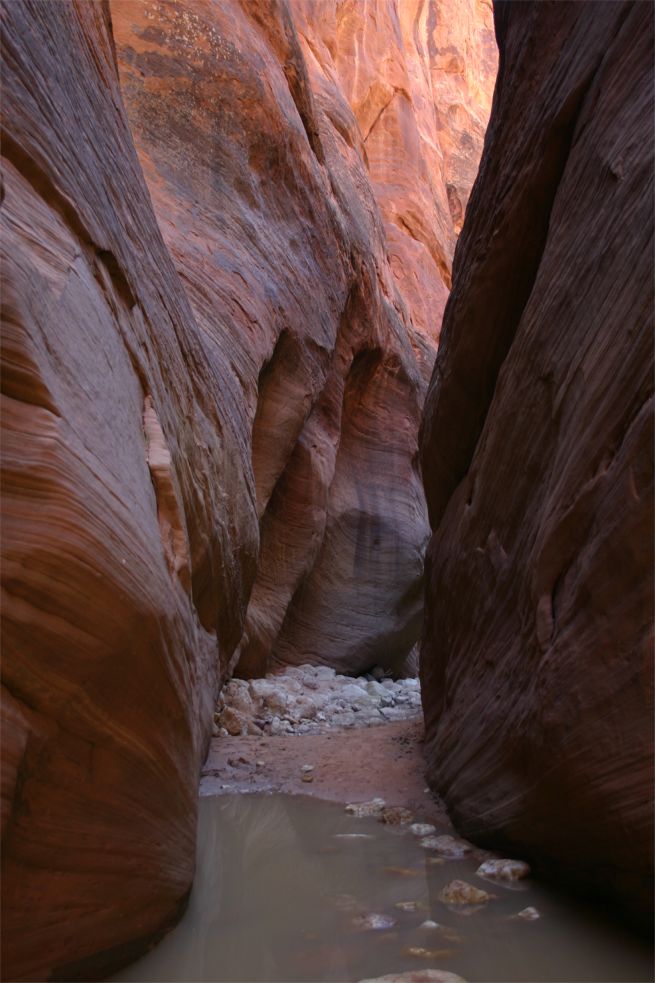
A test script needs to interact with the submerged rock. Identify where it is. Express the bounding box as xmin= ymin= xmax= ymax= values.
xmin=439 ymin=880 xmax=493 ymax=905
xmin=352 ymin=913 xmax=397 ymax=931
xmin=359 ymin=974 xmax=467 ymax=983
xmin=476 ymin=859 xmax=530 ymax=881
xmin=513 ymin=906 xmax=541 ymax=921
xmin=380 ymin=806 xmax=414 ymax=826
xmin=420 ymin=835 xmax=471 ymax=857
xmin=402 ymin=948 xmax=456 ymax=960
xmin=410 ymin=823 xmax=437 ymax=837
